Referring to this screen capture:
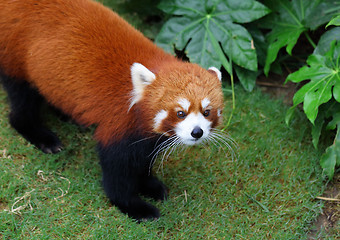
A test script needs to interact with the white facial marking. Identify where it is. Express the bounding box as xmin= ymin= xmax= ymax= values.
xmin=217 ymin=108 xmax=222 ymax=117
xmin=153 ymin=110 xmax=168 ymax=130
xmin=175 ymin=112 xmax=212 ymax=145
xmin=208 ymin=66 xmax=222 ymax=81
xmin=201 ymin=98 xmax=210 ymax=109
xmin=129 ymin=63 xmax=156 ymax=111
xmin=178 ymin=98 xmax=191 ymax=112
